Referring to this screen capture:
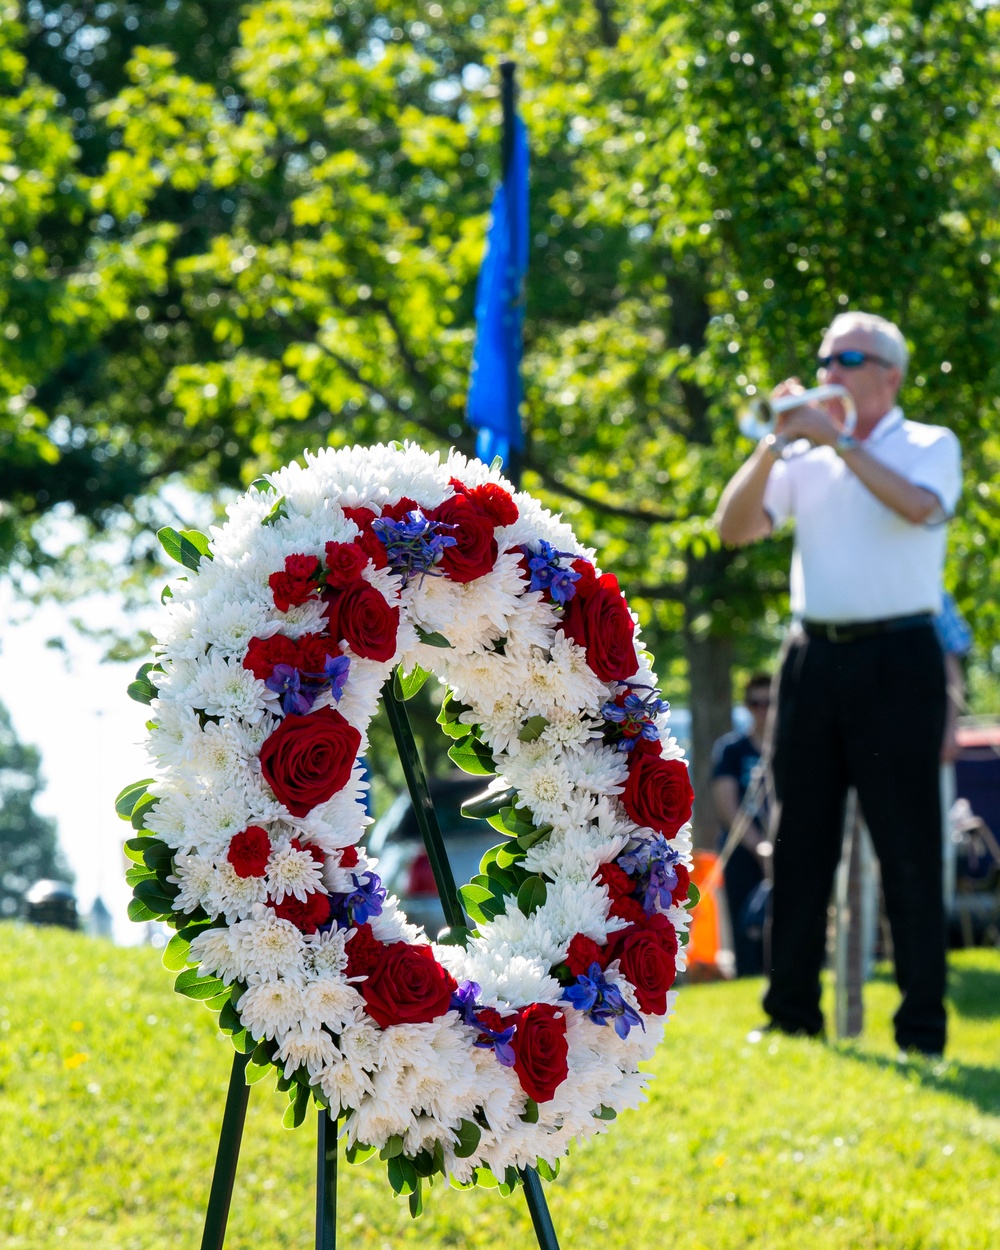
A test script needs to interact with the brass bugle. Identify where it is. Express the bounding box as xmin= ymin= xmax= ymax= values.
xmin=738 ymin=383 xmax=857 ymax=442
